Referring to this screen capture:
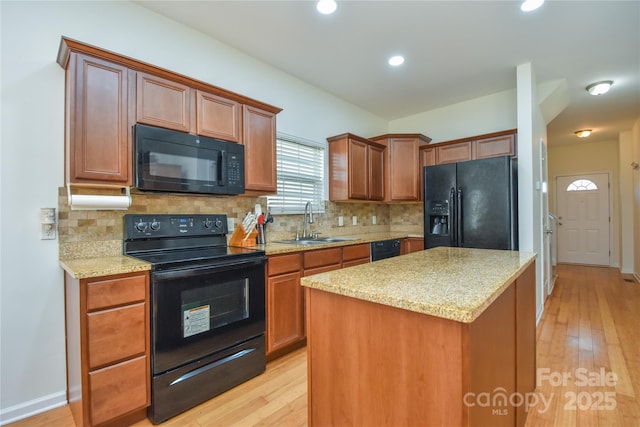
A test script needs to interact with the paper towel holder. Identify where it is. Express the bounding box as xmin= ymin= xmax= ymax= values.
xmin=67 ymin=183 xmax=132 ymax=210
